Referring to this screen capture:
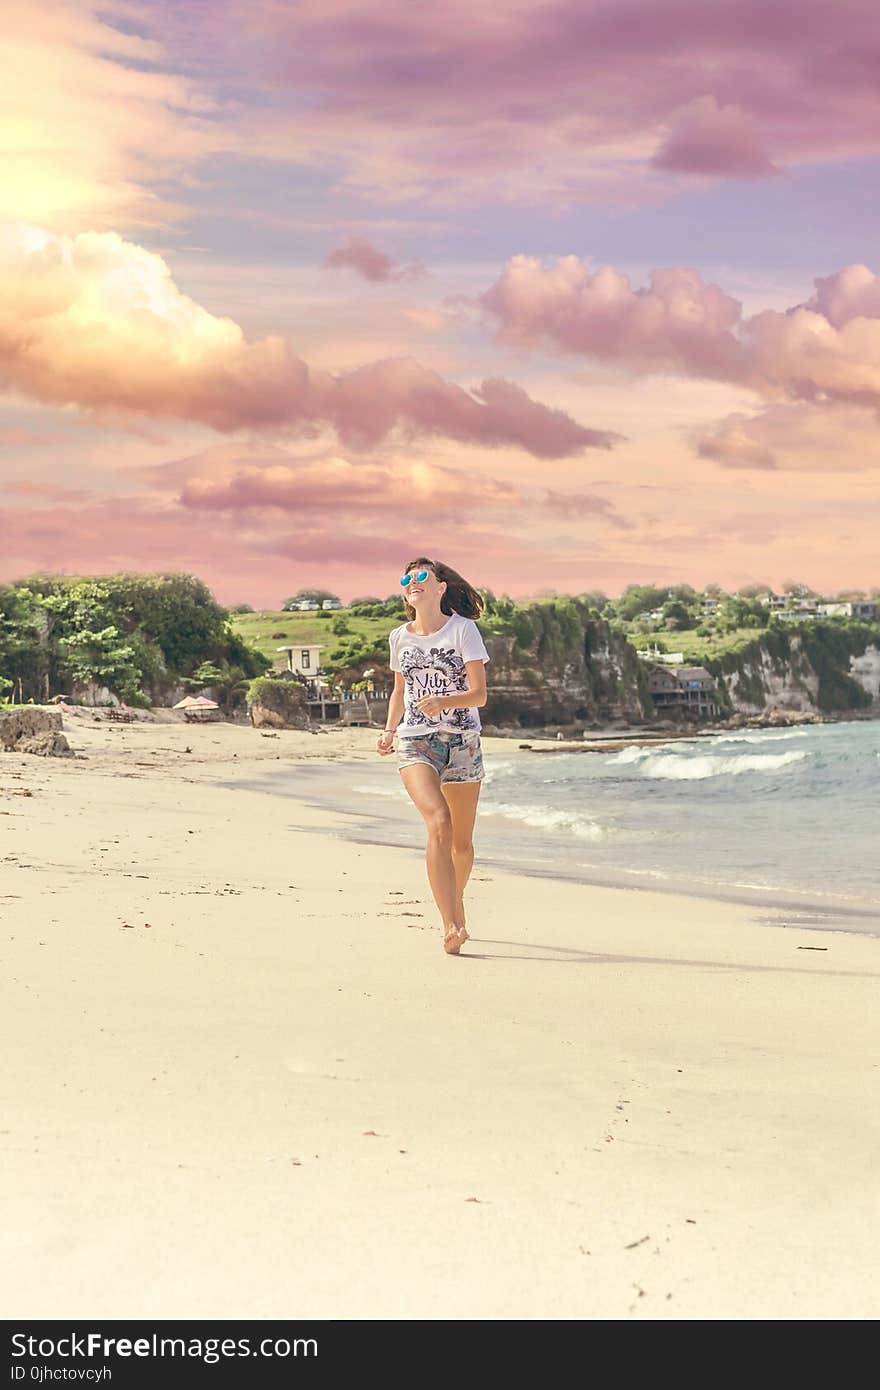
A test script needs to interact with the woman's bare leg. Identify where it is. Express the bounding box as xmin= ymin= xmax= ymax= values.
xmin=440 ymin=780 xmax=481 ymax=932
xmin=399 ymin=763 xmax=464 ymax=950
